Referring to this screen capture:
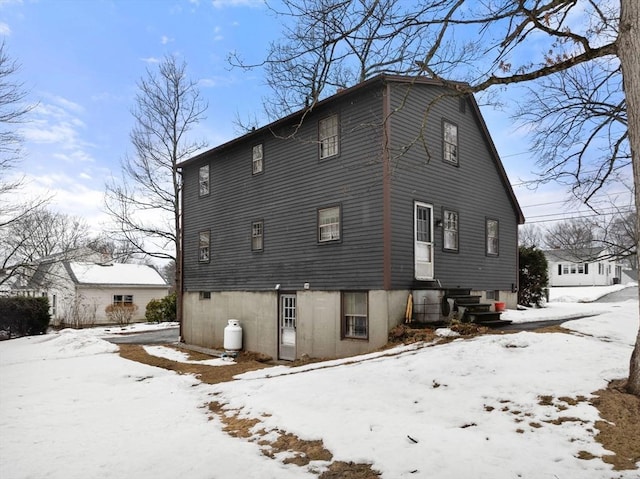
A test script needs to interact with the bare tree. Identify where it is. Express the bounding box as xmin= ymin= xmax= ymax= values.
xmin=519 ymin=224 xmax=545 ymax=249
xmin=104 ymin=55 xmax=207 ymax=328
xmin=0 ymin=207 xmax=91 ymax=289
xmin=0 ymin=40 xmax=46 ymax=229
xmin=237 ymin=0 xmax=640 ymax=393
